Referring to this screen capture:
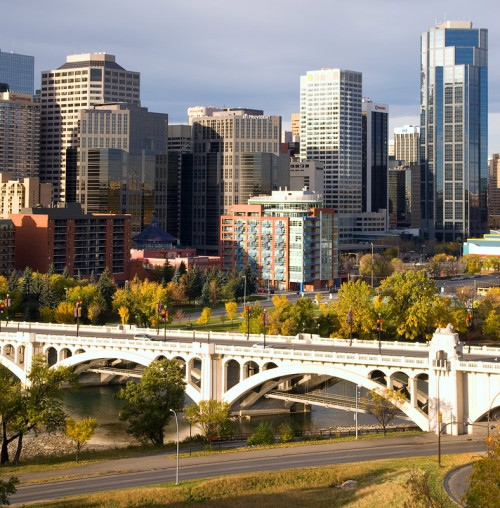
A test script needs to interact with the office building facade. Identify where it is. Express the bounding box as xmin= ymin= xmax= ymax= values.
xmin=40 ymin=53 xmax=140 ymax=203
xmin=220 ymin=190 xmax=335 ymax=291
xmin=191 ymin=108 xmax=282 ymax=254
xmin=362 ymin=99 xmax=388 ymax=214
xmin=300 ymin=68 xmax=362 ymax=213
xmin=76 ymin=103 xmax=167 ymax=234
xmin=0 ymin=174 xmax=52 ymax=218
xmin=420 ymin=21 xmax=488 ymax=241
xmin=10 ymin=203 xmax=130 ymax=279
xmin=0 ymin=91 xmax=40 ymax=179
xmin=488 ymin=154 xmax=500 ymax=225
xmin=394 ymin=125 xmax=420 ymax=166
xmin=0 ymin=50 xmax=34 ymax=95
